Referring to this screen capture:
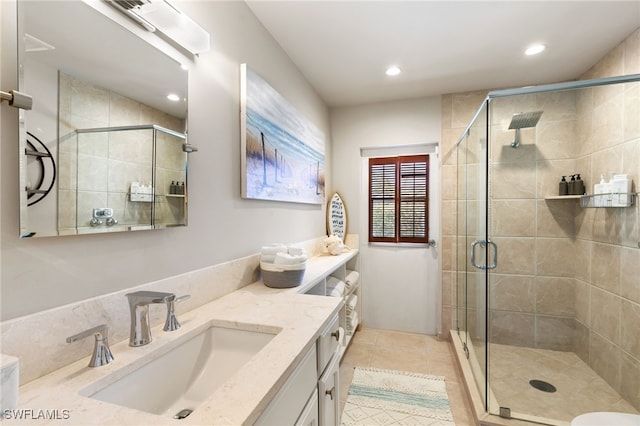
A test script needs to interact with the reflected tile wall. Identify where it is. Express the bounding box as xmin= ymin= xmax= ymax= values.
xmin=58 ymin=73 xmax=186 ymax=231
